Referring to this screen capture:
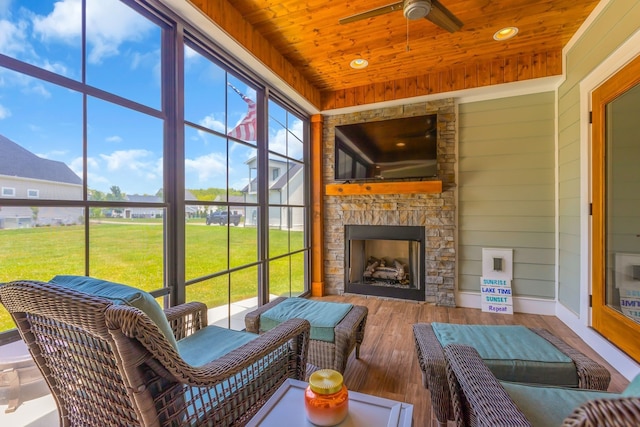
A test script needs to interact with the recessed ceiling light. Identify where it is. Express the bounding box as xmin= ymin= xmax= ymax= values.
xmin=493 ymin=27 xmax=518 ymax=41
xmin=350 ymin=58 xmax=368 ymax=69
xmin=396 ymin=142 xmax=406 ymax=147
